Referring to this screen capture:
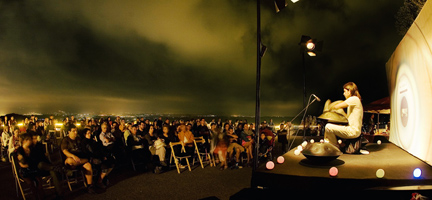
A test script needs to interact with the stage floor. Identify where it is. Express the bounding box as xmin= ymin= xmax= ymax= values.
xmin=252 ymin=142 xmax=432 ymax=191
